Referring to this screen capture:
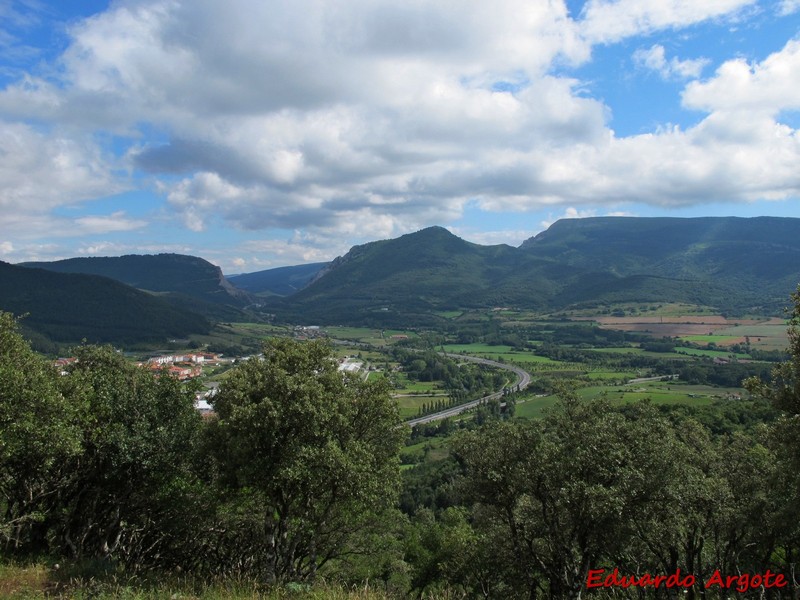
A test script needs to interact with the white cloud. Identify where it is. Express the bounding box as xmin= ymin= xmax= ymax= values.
xmin=74 ymin=211 xmax=147 ymax=234
xmin=0 ymin=240 xmax=14 ymax=255
xmin=0 ymin=120 xmax=124 ymax=238
xmin=778 ymin=0 xmax=800 ymax=15
xmin=633 ymin=45 xmax=709 ymax=79
xmin=682 ymin=39 xmax=800 ymax=114
xmin=579 ymin=0 xmax=757 ymax=44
